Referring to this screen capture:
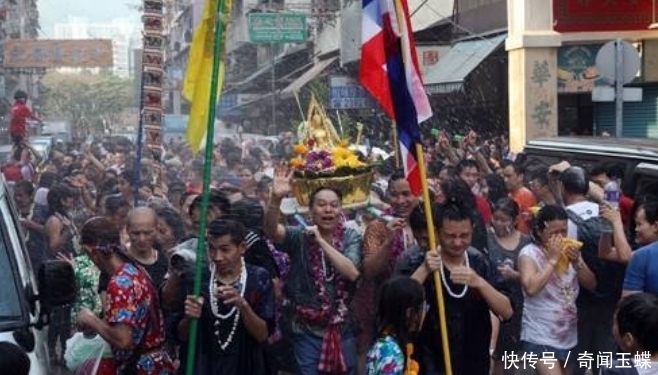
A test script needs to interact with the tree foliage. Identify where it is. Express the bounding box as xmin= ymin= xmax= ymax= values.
xmin=41 ymin=72 xmax=134 ymax=137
